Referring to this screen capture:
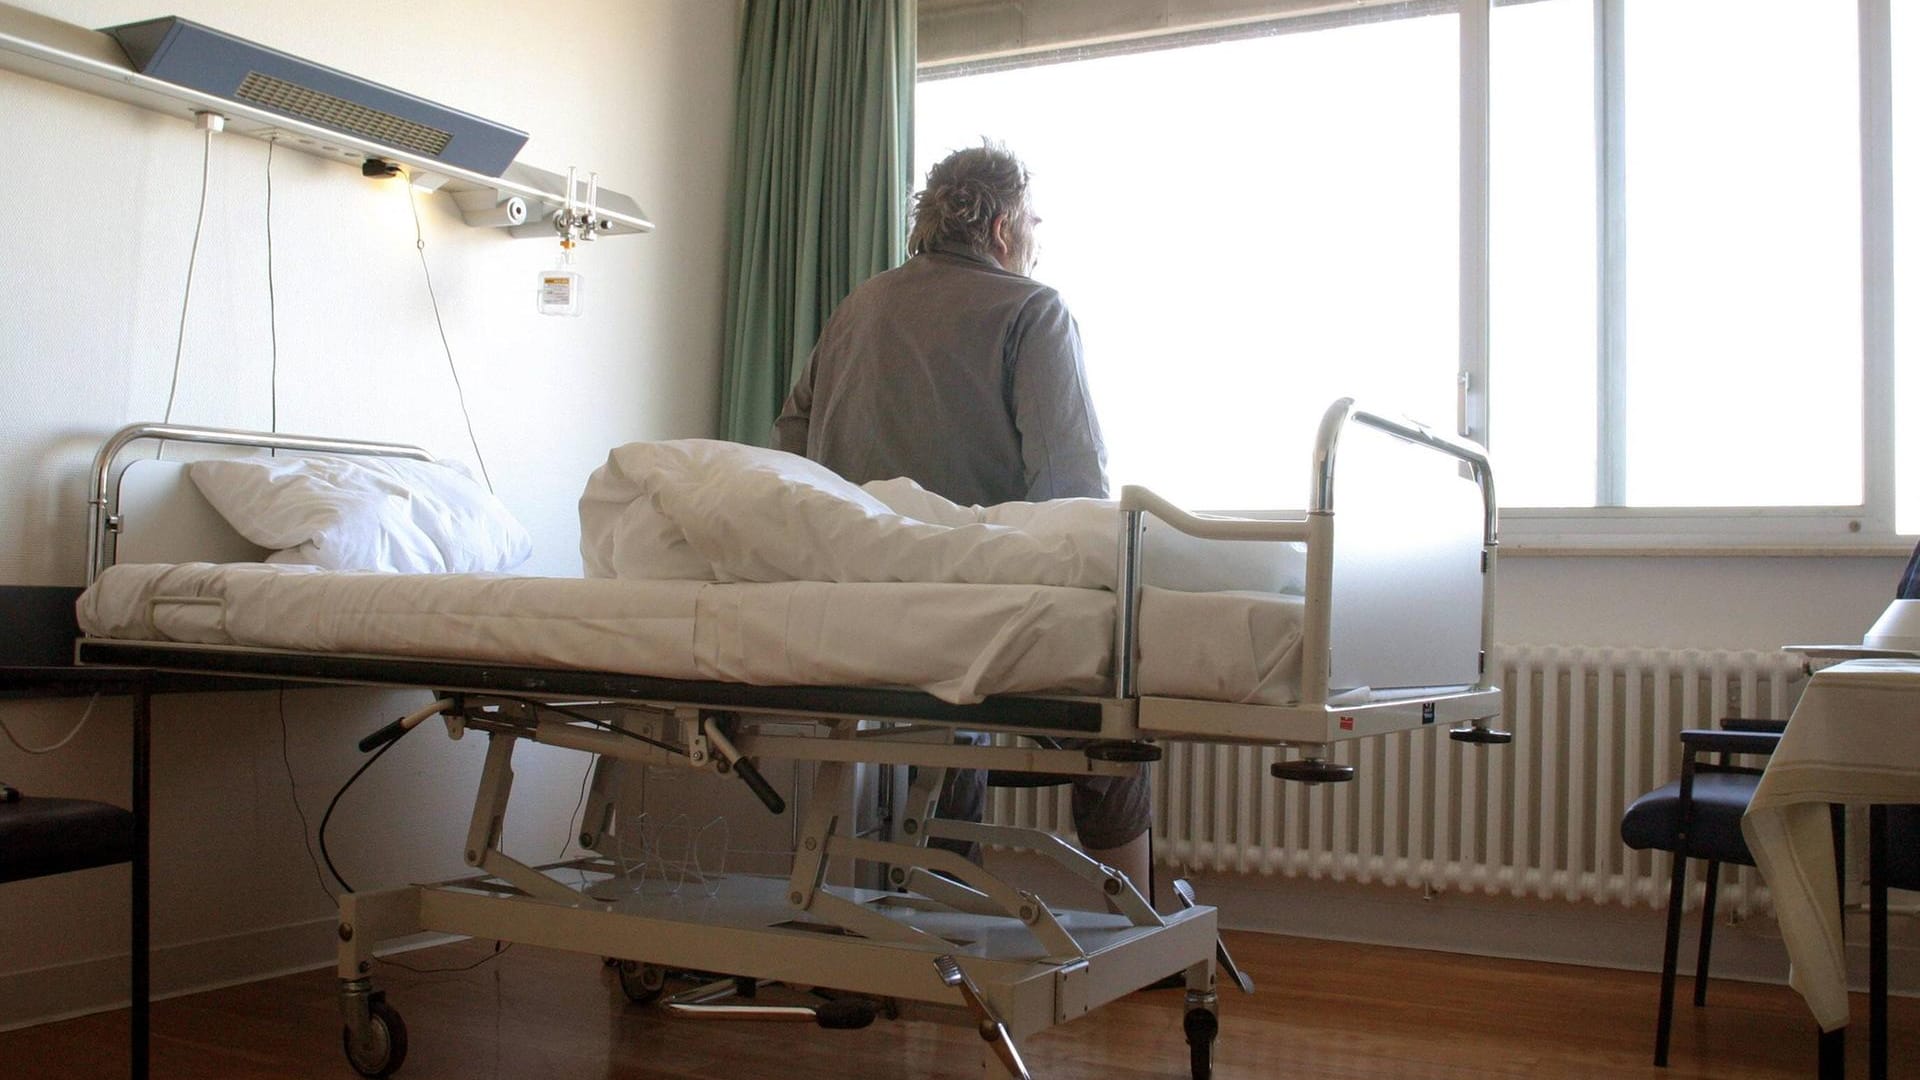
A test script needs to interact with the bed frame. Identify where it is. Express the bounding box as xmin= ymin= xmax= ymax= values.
xmin=71 ymin=401 xmax=1504 ymax=1080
